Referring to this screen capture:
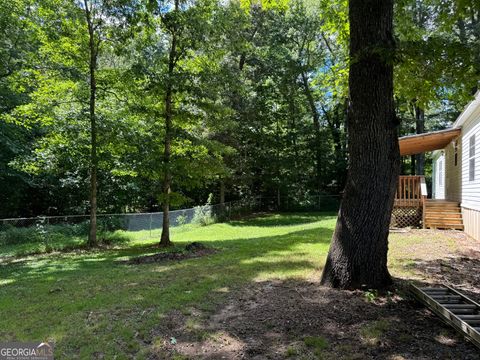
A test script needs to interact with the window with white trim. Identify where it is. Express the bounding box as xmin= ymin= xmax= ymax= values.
xmin=469 ymin=135 xmax=475 ymax=181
